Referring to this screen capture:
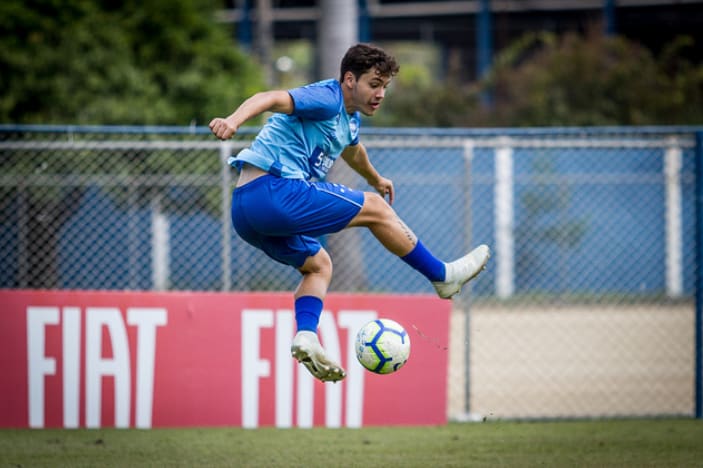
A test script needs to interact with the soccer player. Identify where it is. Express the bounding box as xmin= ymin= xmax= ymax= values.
xmin=209 ymin=43 xmax=489 ymax=383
